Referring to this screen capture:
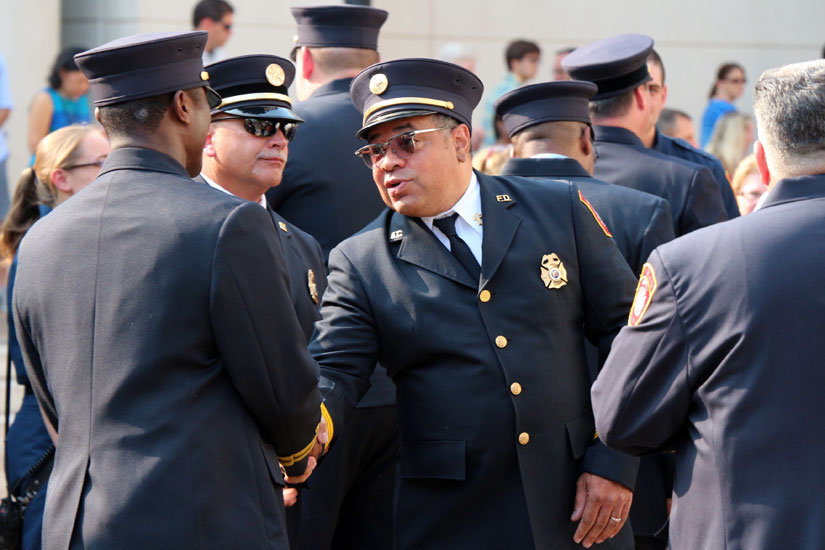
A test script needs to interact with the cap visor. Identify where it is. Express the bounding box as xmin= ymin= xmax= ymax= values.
xmin=205 ymin=87 xmax=222 ymax=110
